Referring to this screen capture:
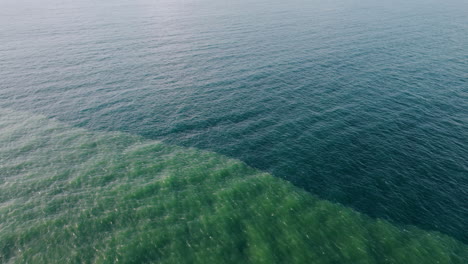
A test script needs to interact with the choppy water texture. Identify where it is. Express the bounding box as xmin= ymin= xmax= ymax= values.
xmin=0 ymin=108 xmax=467 ymax=263
xmin=0 ymin=0 xmax=467 ymax=261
